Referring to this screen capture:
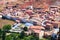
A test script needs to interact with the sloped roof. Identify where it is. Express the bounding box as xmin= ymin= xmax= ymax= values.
xmin=30 ymin=26 xmax=45 ymax=30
